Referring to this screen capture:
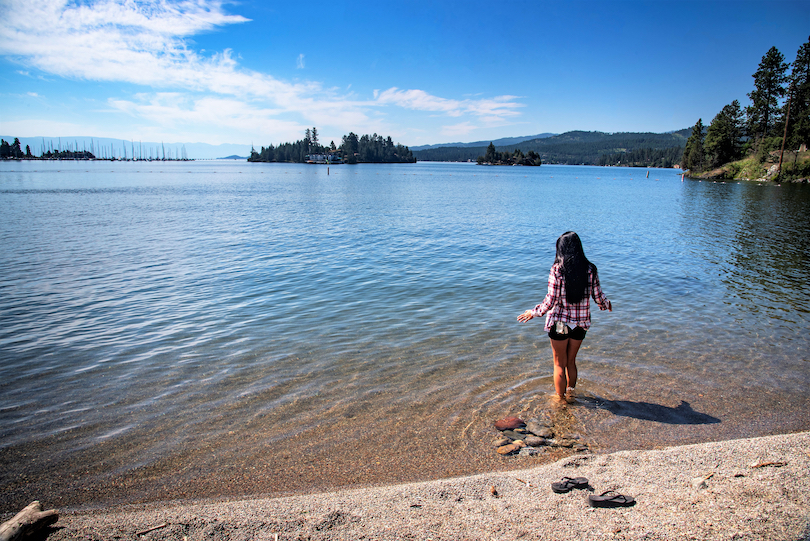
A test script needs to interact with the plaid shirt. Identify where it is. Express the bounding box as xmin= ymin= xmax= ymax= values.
xmin=531 ymin=263 xmax=610 ymax=331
